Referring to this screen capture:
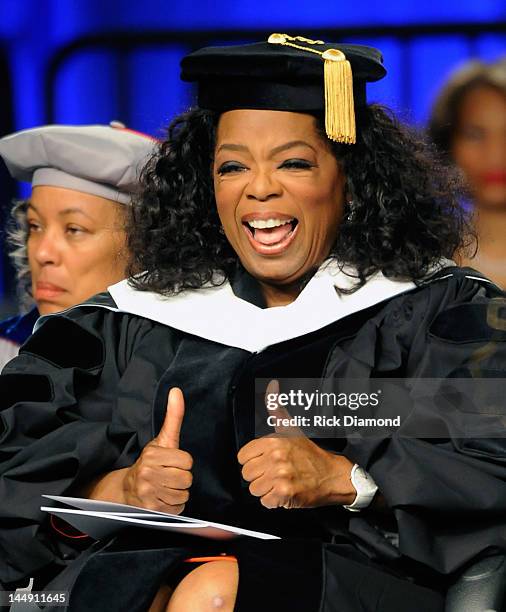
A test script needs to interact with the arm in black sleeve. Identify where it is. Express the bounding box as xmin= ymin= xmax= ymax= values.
xmin=0 ymin=305 xmax=165 ymax=586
